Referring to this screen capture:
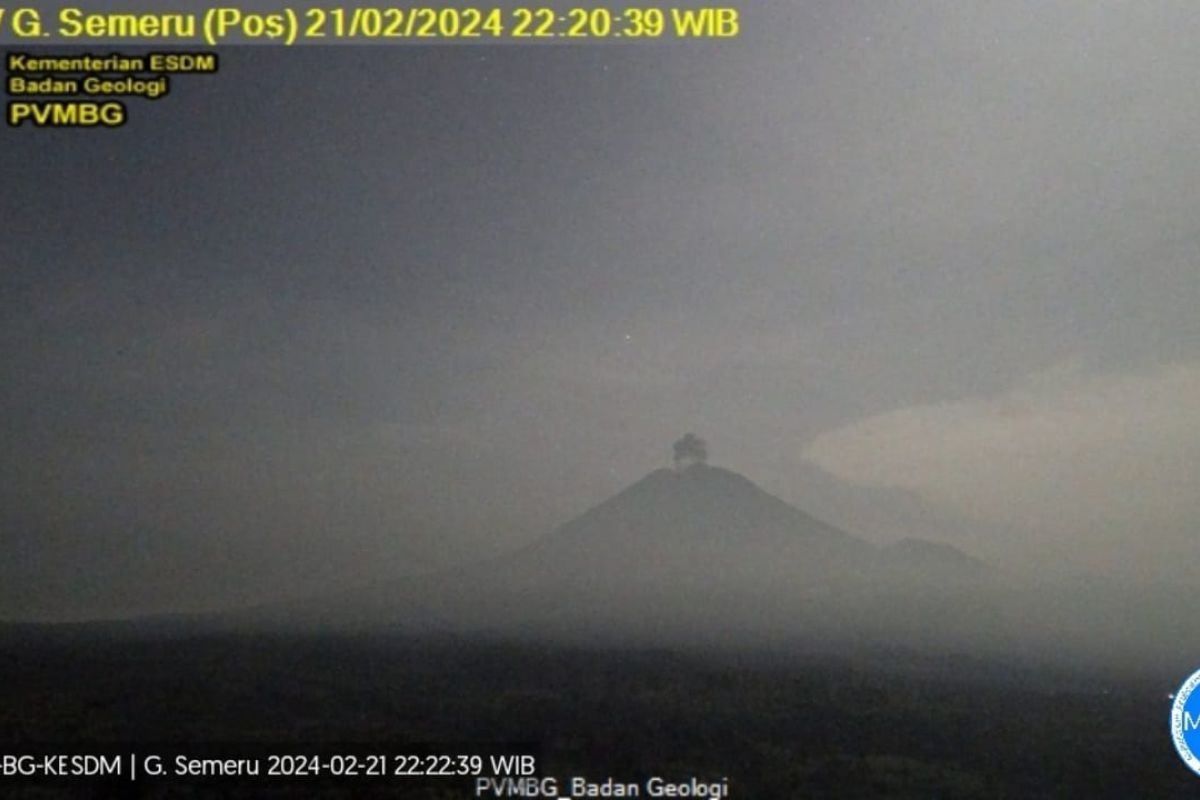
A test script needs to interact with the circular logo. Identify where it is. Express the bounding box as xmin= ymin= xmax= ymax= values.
xmin=1171 ymin=668 xmax=1200 ymax=776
